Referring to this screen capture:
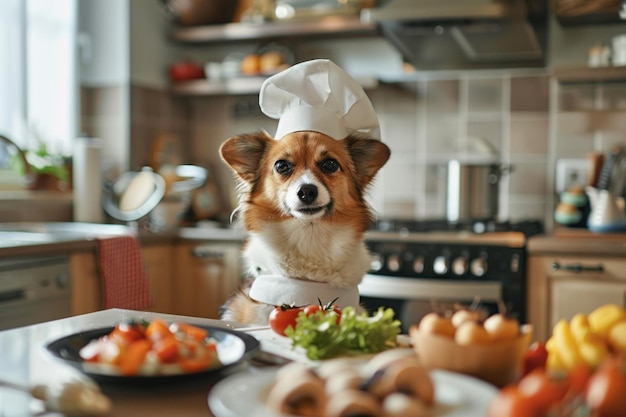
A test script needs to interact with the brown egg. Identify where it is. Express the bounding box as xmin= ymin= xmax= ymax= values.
xmin=419 ymin=313 xmax=455 ymax=338
xmin=260 ymin=51 xmax=284 ymax=73
xmin=483 ymin=314 xmax=519 ymax=341
xmin=454 ymin=321 xmax=492 ymax=345
xmin=240 ymin=54 xmax=261 ymax=75
xmin=451 ymin=309 xmax=482 ymax=328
